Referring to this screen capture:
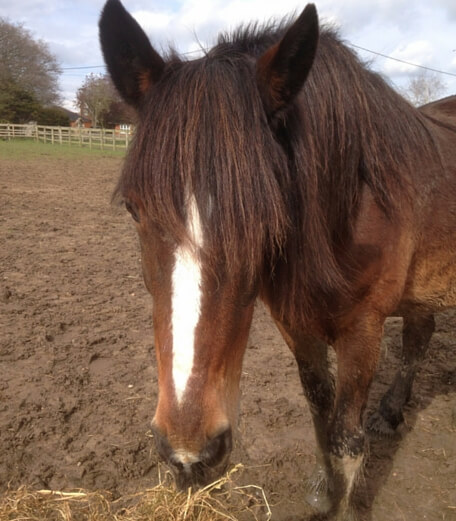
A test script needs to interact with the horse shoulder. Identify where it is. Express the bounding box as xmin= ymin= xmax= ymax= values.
xmin=341 ymin=187 xmax=414 ymax=319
